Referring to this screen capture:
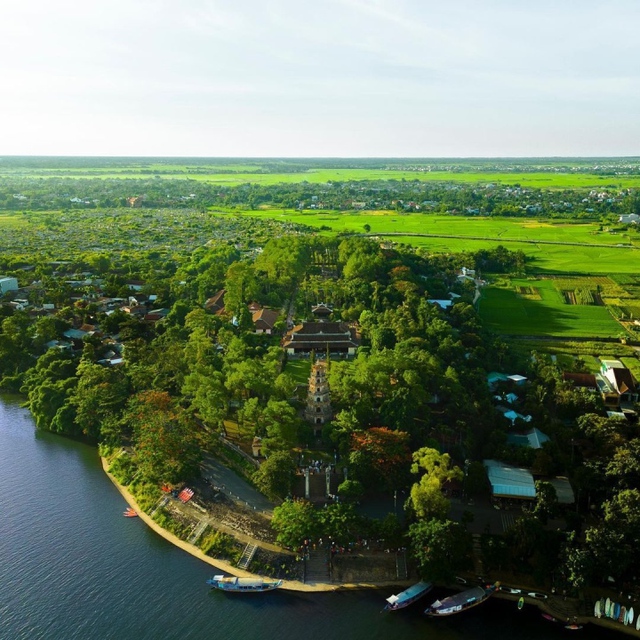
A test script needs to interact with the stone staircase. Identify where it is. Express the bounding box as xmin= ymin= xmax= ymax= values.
xmin=472 ymin=533 xmax=484 ymax=576
xmin=237 ymin=543 xmax=258 ymax=570
xmin=187 ymin=518 xmax=208 ymax=545
xmin=396 ymin=551 xmax=408 ymax=579
xmin=304 ymin=550 xmax=331 ymax=584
